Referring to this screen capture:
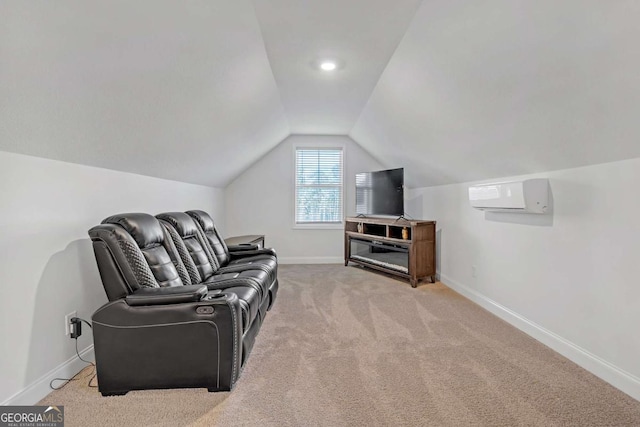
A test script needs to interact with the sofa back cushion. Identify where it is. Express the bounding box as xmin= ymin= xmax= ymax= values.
xmin=186 ymin=210 xmax=230 ymax=266
xmin=101 ymin=213 xmax=183 ymax=289
xmin=156 ymin=212 xmax=220 ymax=283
